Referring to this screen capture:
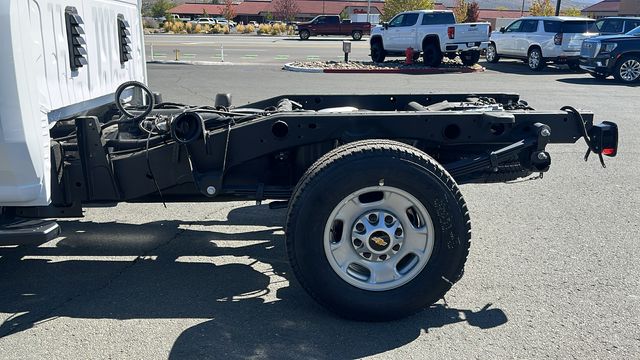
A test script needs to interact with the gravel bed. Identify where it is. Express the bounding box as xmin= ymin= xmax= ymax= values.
xmin=288 ymin=58 xmax=484 ymax=71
